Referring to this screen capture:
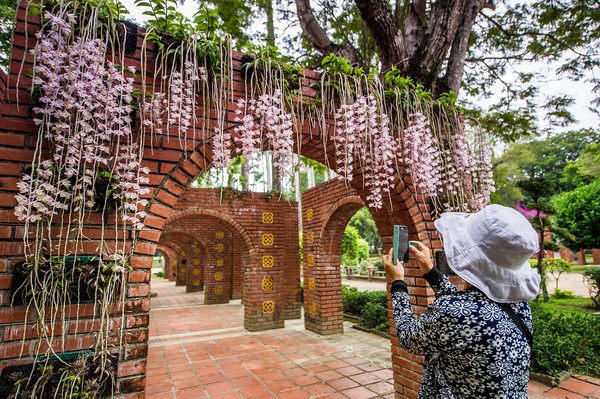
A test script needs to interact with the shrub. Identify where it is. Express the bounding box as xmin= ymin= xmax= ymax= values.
xmin=373 ymin=258 xmax=383 ymax=271
xmin=153 ymin=271 xmax=165 ymax=278
xmin=359 ymin=259 xmax=369 ymax=274
xmin=552 ymin=288 xmax=575 ymax=299
xmin=361 ymin=302 xmax=389 ymax=332
xmin=583 ymin=267 xmax=600 ymax=308
xmin=531 ymin=301 xmax=600 ymax=377
xmin=342 ymin=286 xmax=389 ymax=332
xmin=544 ymin=258 xmax=573 ymax=290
